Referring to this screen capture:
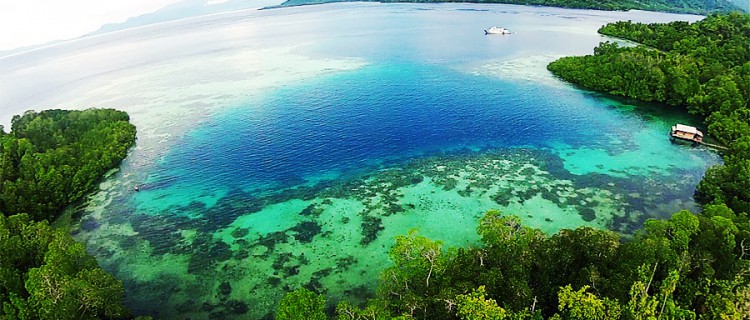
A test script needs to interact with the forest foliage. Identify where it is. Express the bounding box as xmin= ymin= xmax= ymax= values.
xmin=280 ymin=207 xmax=749 ymax=319
xmin=547 ymin=13 xmax=750 ymax=217
xmin=0 ymin=109 xmax=136 ymax=221
xmin=0 ymin=214 xmax=128 ymax=320
xmin=0 ymin=109 xmax=137 ymax=320
xmin=548 ymin=13 xmax=750 ymax=146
